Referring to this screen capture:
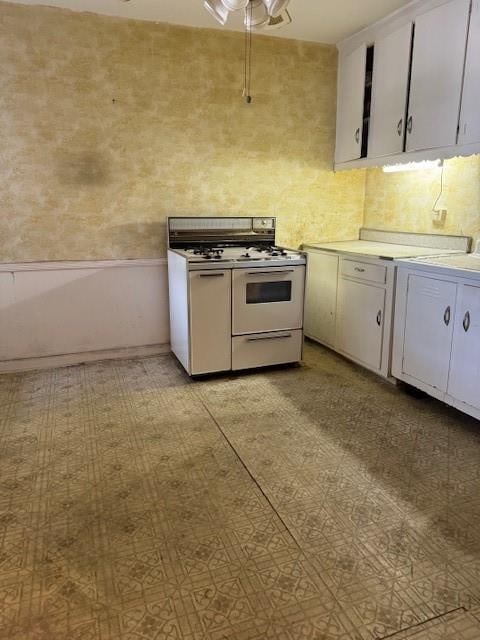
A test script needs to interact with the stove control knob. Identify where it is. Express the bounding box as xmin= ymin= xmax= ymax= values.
xmin=205 ymin=255 xmax=212 ymax=260
xmin=244 ymin=253 xmax=250 ymax=258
